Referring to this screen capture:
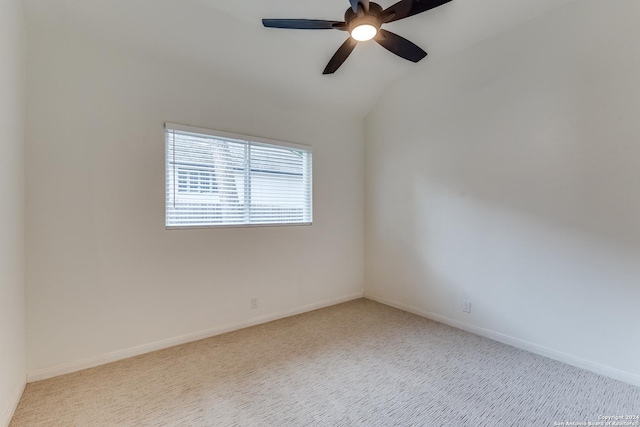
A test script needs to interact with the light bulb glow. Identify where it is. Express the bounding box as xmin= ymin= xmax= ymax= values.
xmin=351 ymin=24 xmax=377 ymax=41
